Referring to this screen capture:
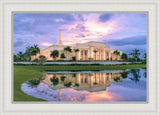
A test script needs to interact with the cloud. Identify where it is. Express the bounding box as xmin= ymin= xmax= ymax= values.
xmin=99 ymin=14 xmax=114 ymax=22
xmin=40 ymin=42 xmax=53 ymax=46
xmin=13 ymin=13 xmax=147 ymax=54
xmin=13 ymin=13 xmax=76 ymax=35
xmin=14 ymin=41 xmax=25 ymax=47
xmin=107 ymin=35 xmax=146 ymax=46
